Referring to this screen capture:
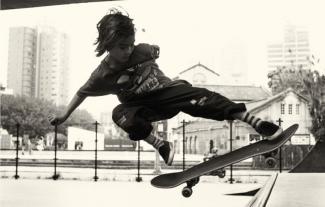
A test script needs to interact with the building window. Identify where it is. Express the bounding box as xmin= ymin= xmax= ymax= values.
xmin=288 ymin=104 xmax=293 ymax=114
xmin=296 ymin=104 xmax=300 ymax=115
xmin=281 ymin=104 xmax=285 ymax=114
